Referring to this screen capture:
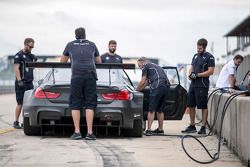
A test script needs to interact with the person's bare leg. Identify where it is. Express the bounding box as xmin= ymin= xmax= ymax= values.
xmin=157 ymin=112 xmax=164 ymax=130
xmin=189 ymin=107 xmax=196 ymax=125
xmin=147 ymin=111 xmax=155 ymax=130
xmin=201 ymin=109 xmax=208 ymax=126
xmin=71 ymin=110 xmax=81 ymax=133
xmin=15 ymin=104 xmax=22 ymax=122
xmin=86 ymin=109 xmax=94 ymax=134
